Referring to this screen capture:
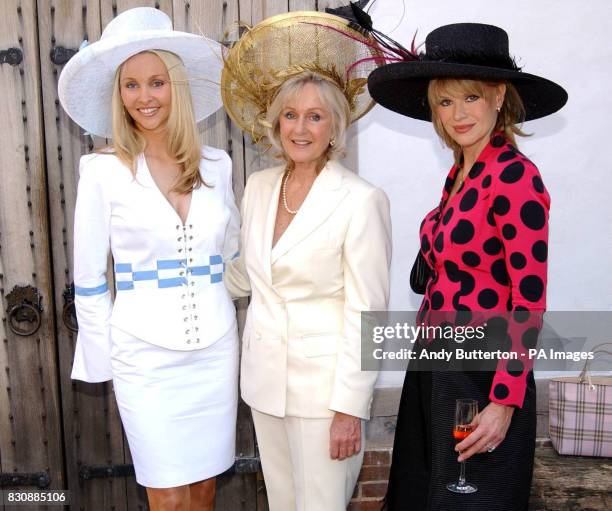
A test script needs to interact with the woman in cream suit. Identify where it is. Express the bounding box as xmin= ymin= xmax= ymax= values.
xmin=222 ymin=12 xmax=391 ymax=511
